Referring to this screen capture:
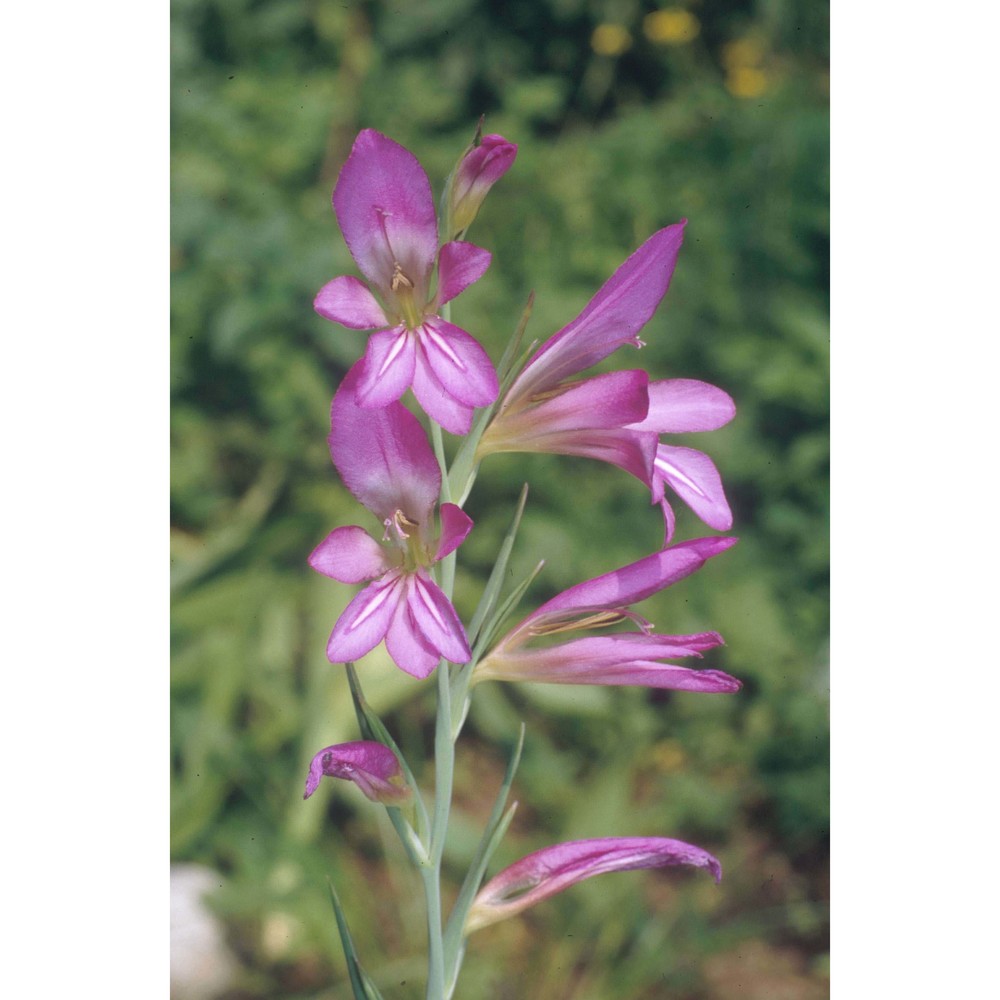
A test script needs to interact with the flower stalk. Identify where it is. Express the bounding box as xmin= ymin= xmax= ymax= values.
xmin=302 ymin=127 xmax=741 ymax=999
